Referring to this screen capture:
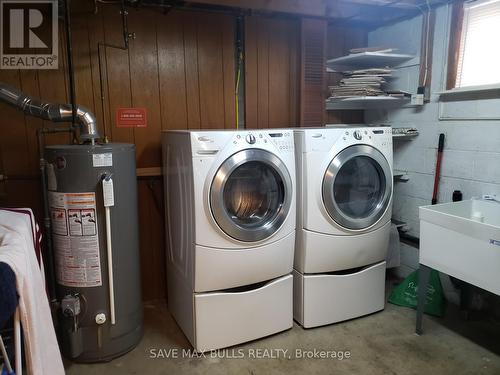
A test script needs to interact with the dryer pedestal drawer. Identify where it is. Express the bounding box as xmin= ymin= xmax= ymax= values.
xmin=293 ymin=262 xmax=386 ymax=328
xmin=193 ymin=274 xmax=293 ymax=352
xmin=194 ymin=231 xmax=295 ymax=292
xmin=295 ymin=222 xmax=391 ymax=273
